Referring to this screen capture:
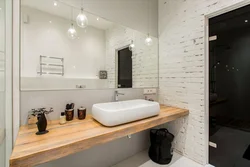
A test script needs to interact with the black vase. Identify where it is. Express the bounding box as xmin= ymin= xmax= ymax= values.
xmin=36 ymin=113 xmax=49 ymax=135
